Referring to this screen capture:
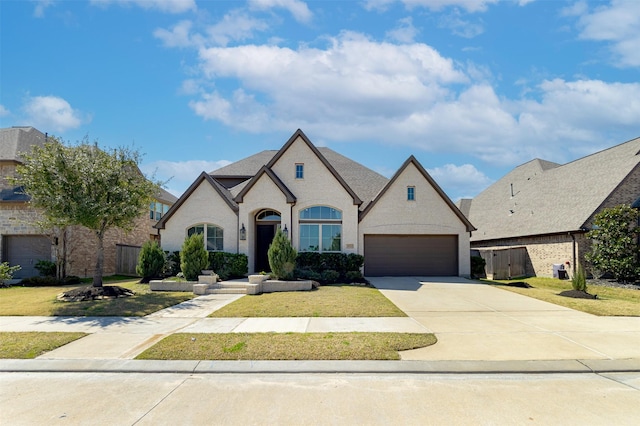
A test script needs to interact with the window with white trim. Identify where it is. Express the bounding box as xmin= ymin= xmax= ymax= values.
xmin=299 ymin=206 xmax=342 ymax=252
xmin=187 ymin=224 xmax=223 ymax=251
